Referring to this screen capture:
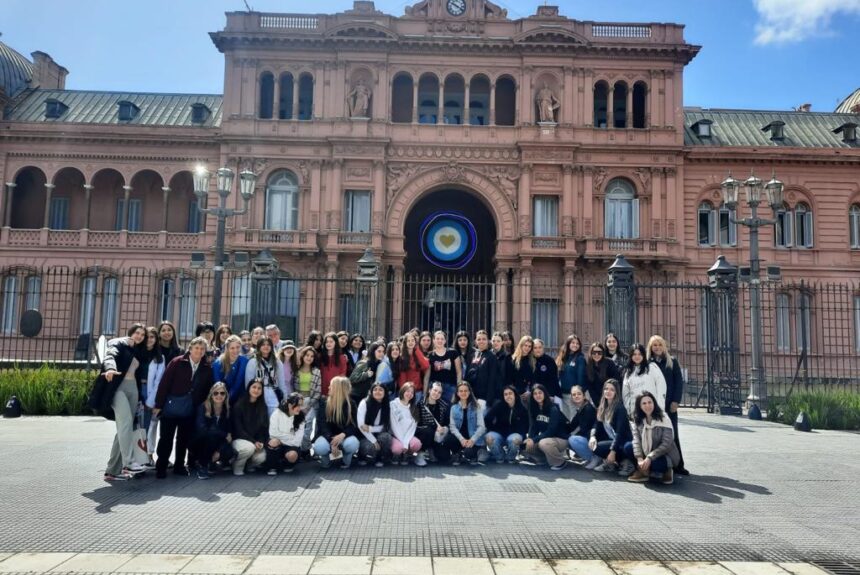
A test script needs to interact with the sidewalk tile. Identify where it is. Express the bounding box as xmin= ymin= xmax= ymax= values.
xmin=117 ymin=554 xmax=195 ymax=573
xmin=719 ymin=563 xmax=790 ymax=575
xmin=247 ymin=555 xmax=315 ymax=575
xmin=610 ymin=561 xmax=675 ymax=575
xmin=308 ymin=556 xmax=372 ymax=575
xmin=180 ymin=555 xmax=253 ymax=574
xmin=0 ymin=553 xmax=76 ymax=573
xmin=552 ymin=560 xmax=616 ymax=575
xmin=776 ymin=565 xmax=830 ymax=575
xmin=492 ymin=558 xmax=555 ymax=575
xmin=665 ymin=563 xmax=734 ymax=575
xmin=51 ymin=553 xmax=135 ymax=573
xmin=371 ymin=556 xmax=432 ymax=575
xmin=432 ymin=558 xmax=494 ymax=575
